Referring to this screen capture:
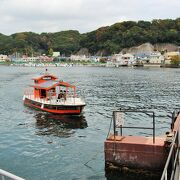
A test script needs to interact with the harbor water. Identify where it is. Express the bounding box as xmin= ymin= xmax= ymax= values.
xmin=0 ymin=66 xmax=180 ymax=180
